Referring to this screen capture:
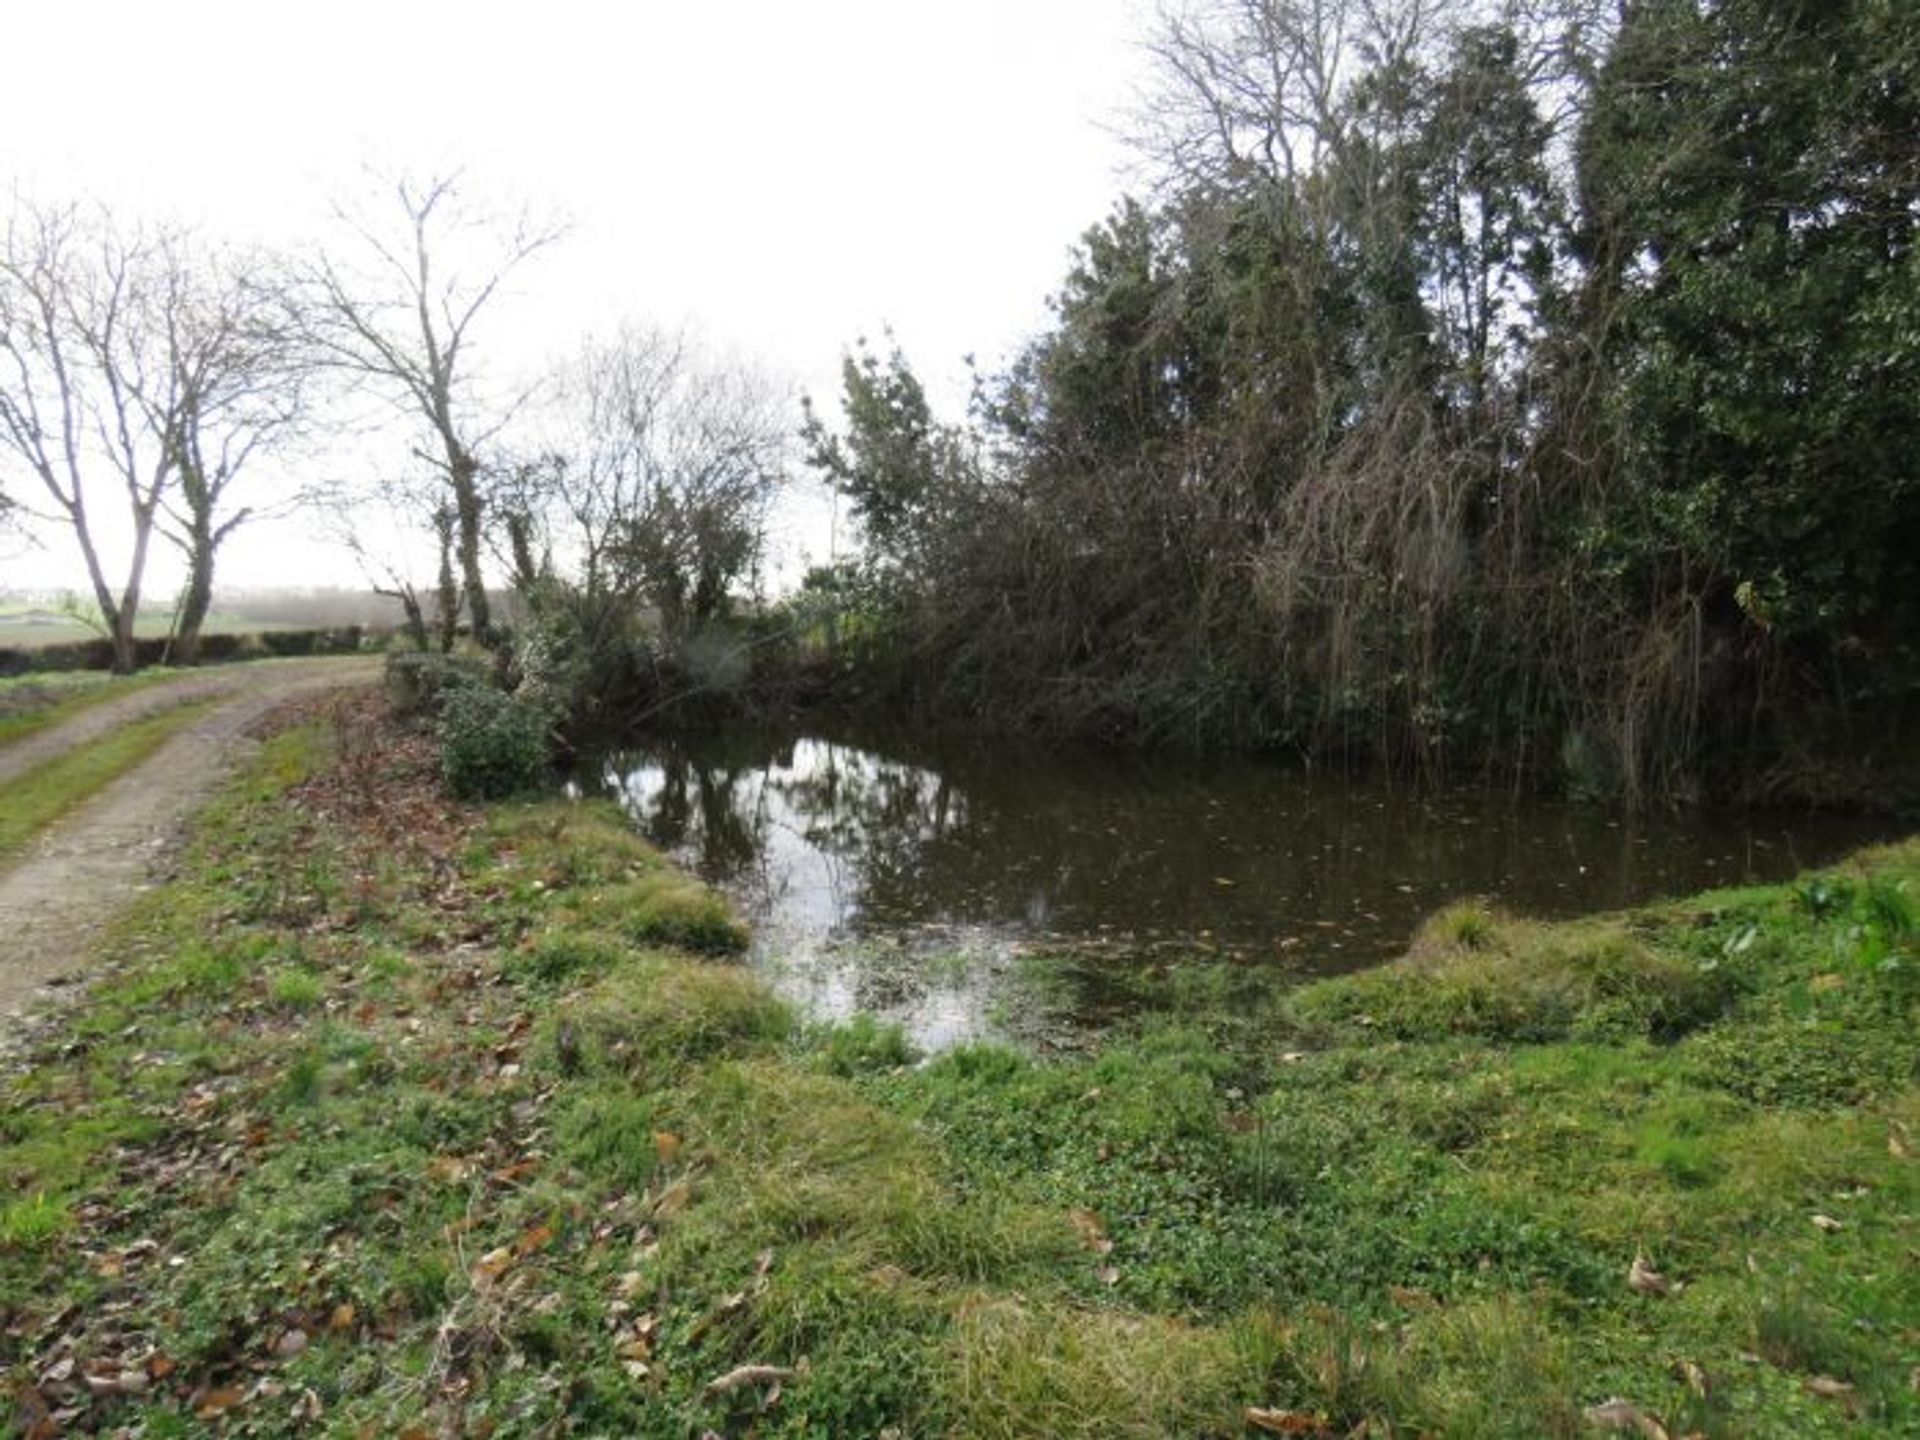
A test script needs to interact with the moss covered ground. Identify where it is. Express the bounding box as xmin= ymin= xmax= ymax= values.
xmin=0 ymin=693 xmax=1913 ymax=1437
